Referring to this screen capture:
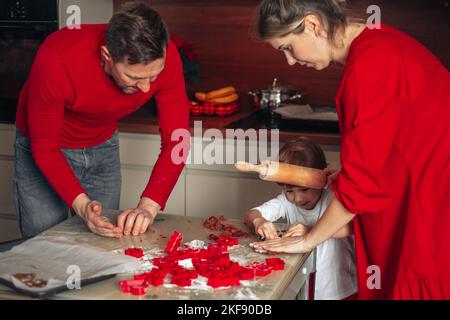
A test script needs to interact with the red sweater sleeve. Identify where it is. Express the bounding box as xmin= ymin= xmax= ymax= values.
xmin=332 ymin=47 xmax=402 ymax=215
xmin=26 ymin=46 xmax=86 ymax=206
xmin=141 ymin=42 xmax=191 ymax=209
